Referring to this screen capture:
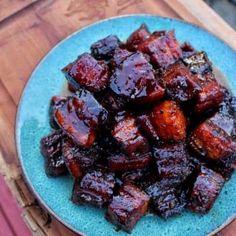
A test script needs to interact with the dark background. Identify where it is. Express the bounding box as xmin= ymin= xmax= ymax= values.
xmin=204 ymin=0 xmax=236 ymax=29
